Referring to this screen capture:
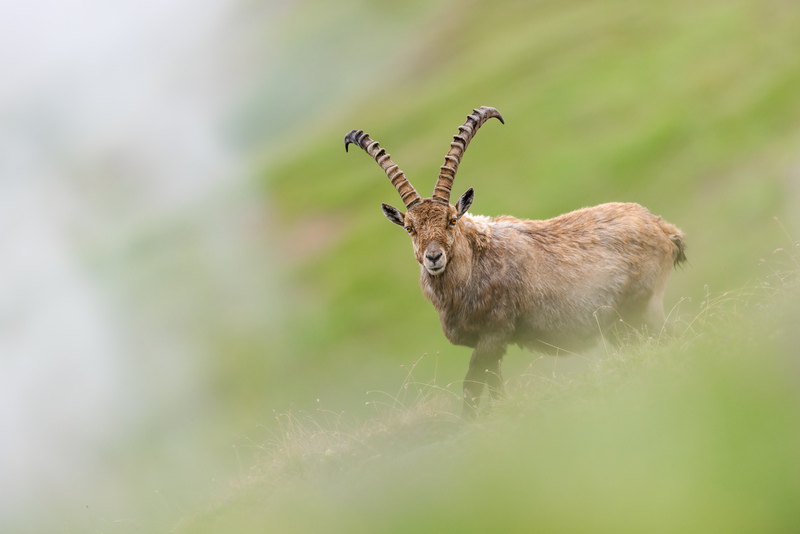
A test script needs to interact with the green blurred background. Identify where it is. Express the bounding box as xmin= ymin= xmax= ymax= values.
xmin=2 ymin=0 xmax=799 ymax=531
